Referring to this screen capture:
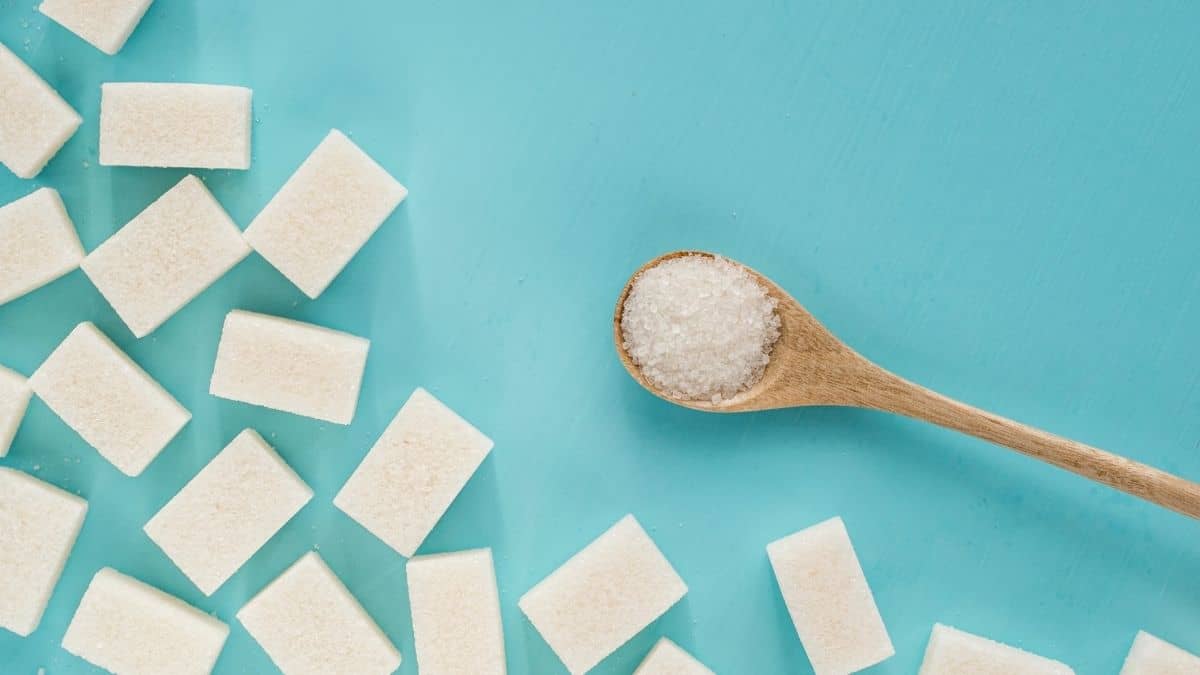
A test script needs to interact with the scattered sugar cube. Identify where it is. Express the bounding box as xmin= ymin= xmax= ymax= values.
xmin=918 ymin=624 xmax=1074 ymax=675
xmin=766 ymin=517 xmax=894 ymax=675
xmin=209 ymin=310 xmax=370 ymax=424
xmin=0 ymin=468 xmax=88 ymax=636
xmin=0 ymin=365 xmax=32 ymax=457
xmin=30 ymin=322 xmax=191 ymax=476
xmin=1120 ymin=630 xmax=1200 ymax=675
xmin=39 ymin=0 xmax=155 ymax=55
xmin=81 ymin=174 xmax=250 ymax=337
xmin=407 ymin=548 xmax=506 ymax=675
xmin=237 ymin=552 xmax=402 ymax=675
xmin=518 ymin=515 xmax=688 ymax=675
xmin=100 ymin=82 xmax=252 ymax=169
xmin=62 ymin=568 xmax=229 ymax=675
xmin=243 ymin=129 xmax=407 ymax=298
xmin=0 ymin=43 xmax=82 ymax=178
xmin=144 ymin=429 xmax=312 ymax=595
xmin=634 ymin=638 xmax=714 ymax=675
xmin=0 ymin=187 xmax=84 ymax=306
xmin=334 ymin=388 xmax=493 ymax=556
